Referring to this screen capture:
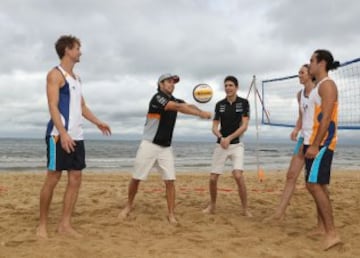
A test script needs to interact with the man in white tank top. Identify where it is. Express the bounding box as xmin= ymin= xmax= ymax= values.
xmin=37 ymin=35 xmax=111 ymax=239
xmin=305 ymin=49 xmax=341 ymax=250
